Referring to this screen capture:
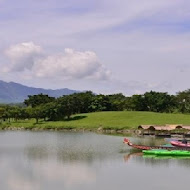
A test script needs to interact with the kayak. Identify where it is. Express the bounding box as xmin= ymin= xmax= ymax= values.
xmin=170 ymin=140 xmax=190 ymax=148
xmin=143 ymin=149 xmax=190 ymax=156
